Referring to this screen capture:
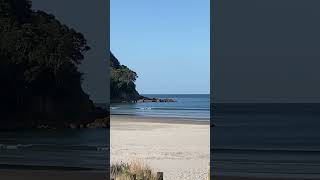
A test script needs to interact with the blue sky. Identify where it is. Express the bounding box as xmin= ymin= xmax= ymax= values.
xmin=111 ymin=0 xmax=210 ymax=94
